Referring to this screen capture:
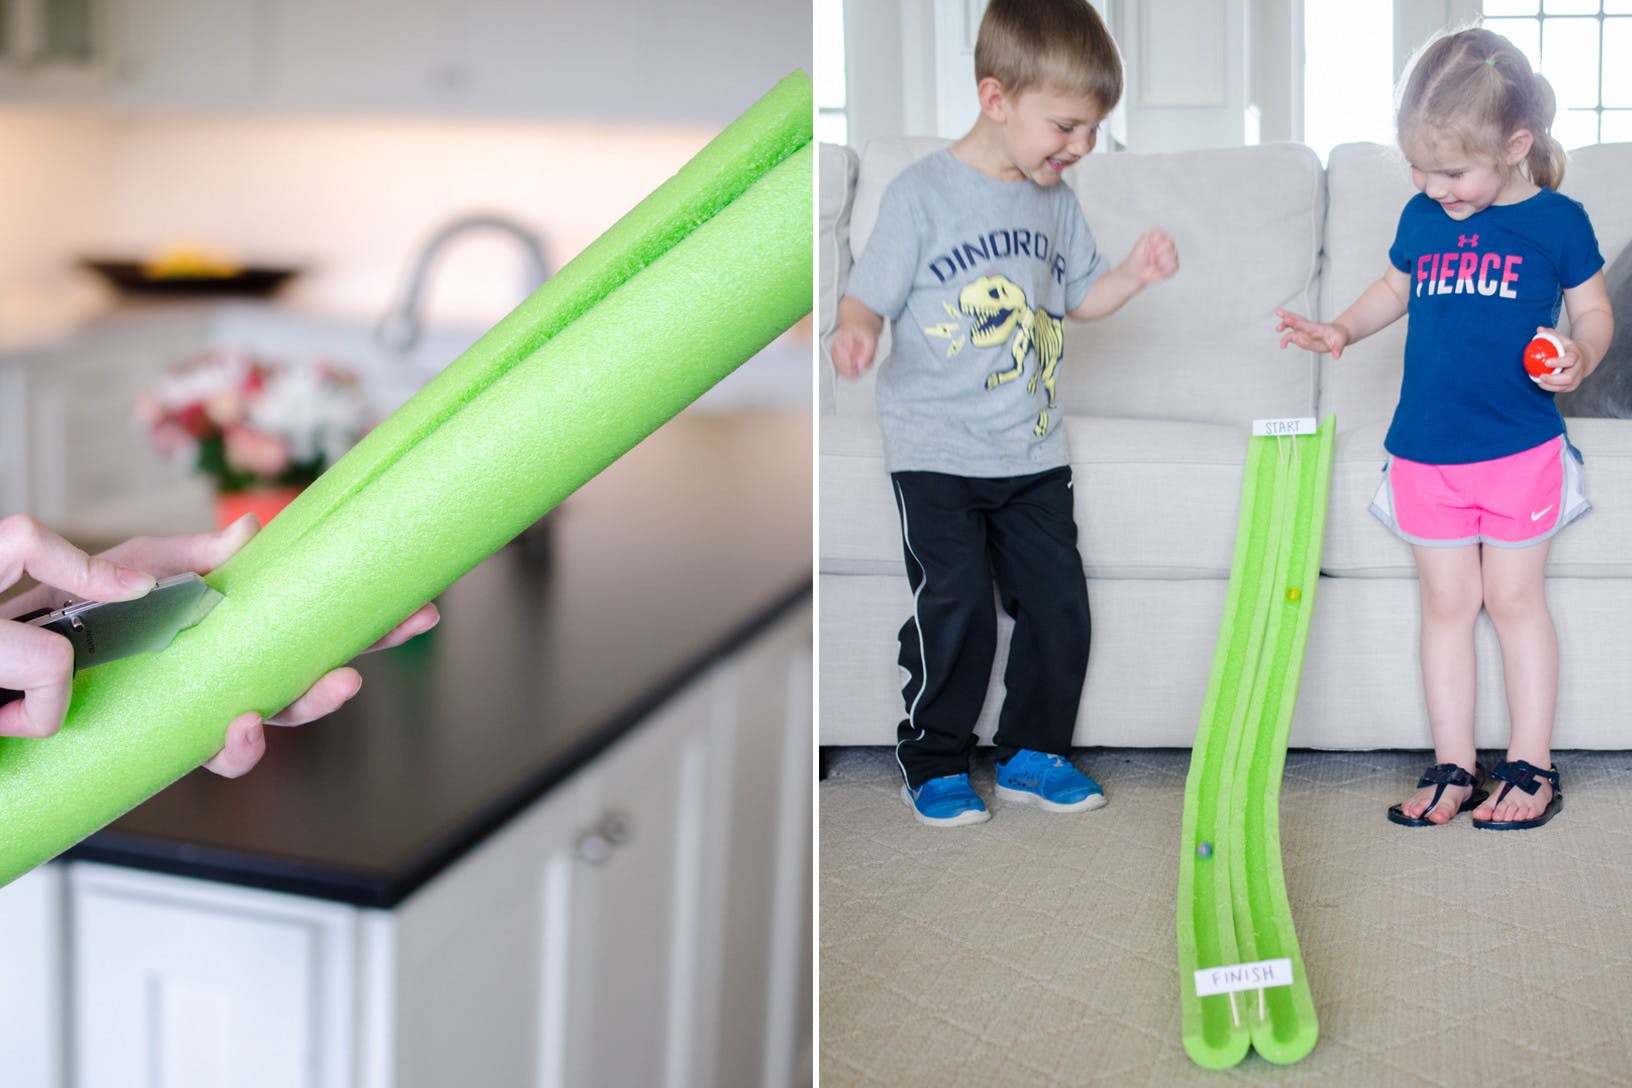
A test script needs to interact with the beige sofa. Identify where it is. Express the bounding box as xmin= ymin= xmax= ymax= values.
xmin=819 ymin=137 xmax=1632 ymax=751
